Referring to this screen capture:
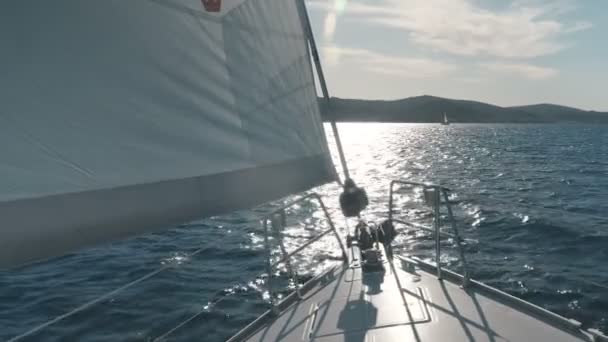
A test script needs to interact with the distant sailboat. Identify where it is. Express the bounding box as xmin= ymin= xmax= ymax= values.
xmin=442 ymin=112 xmax=450 ymax=125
